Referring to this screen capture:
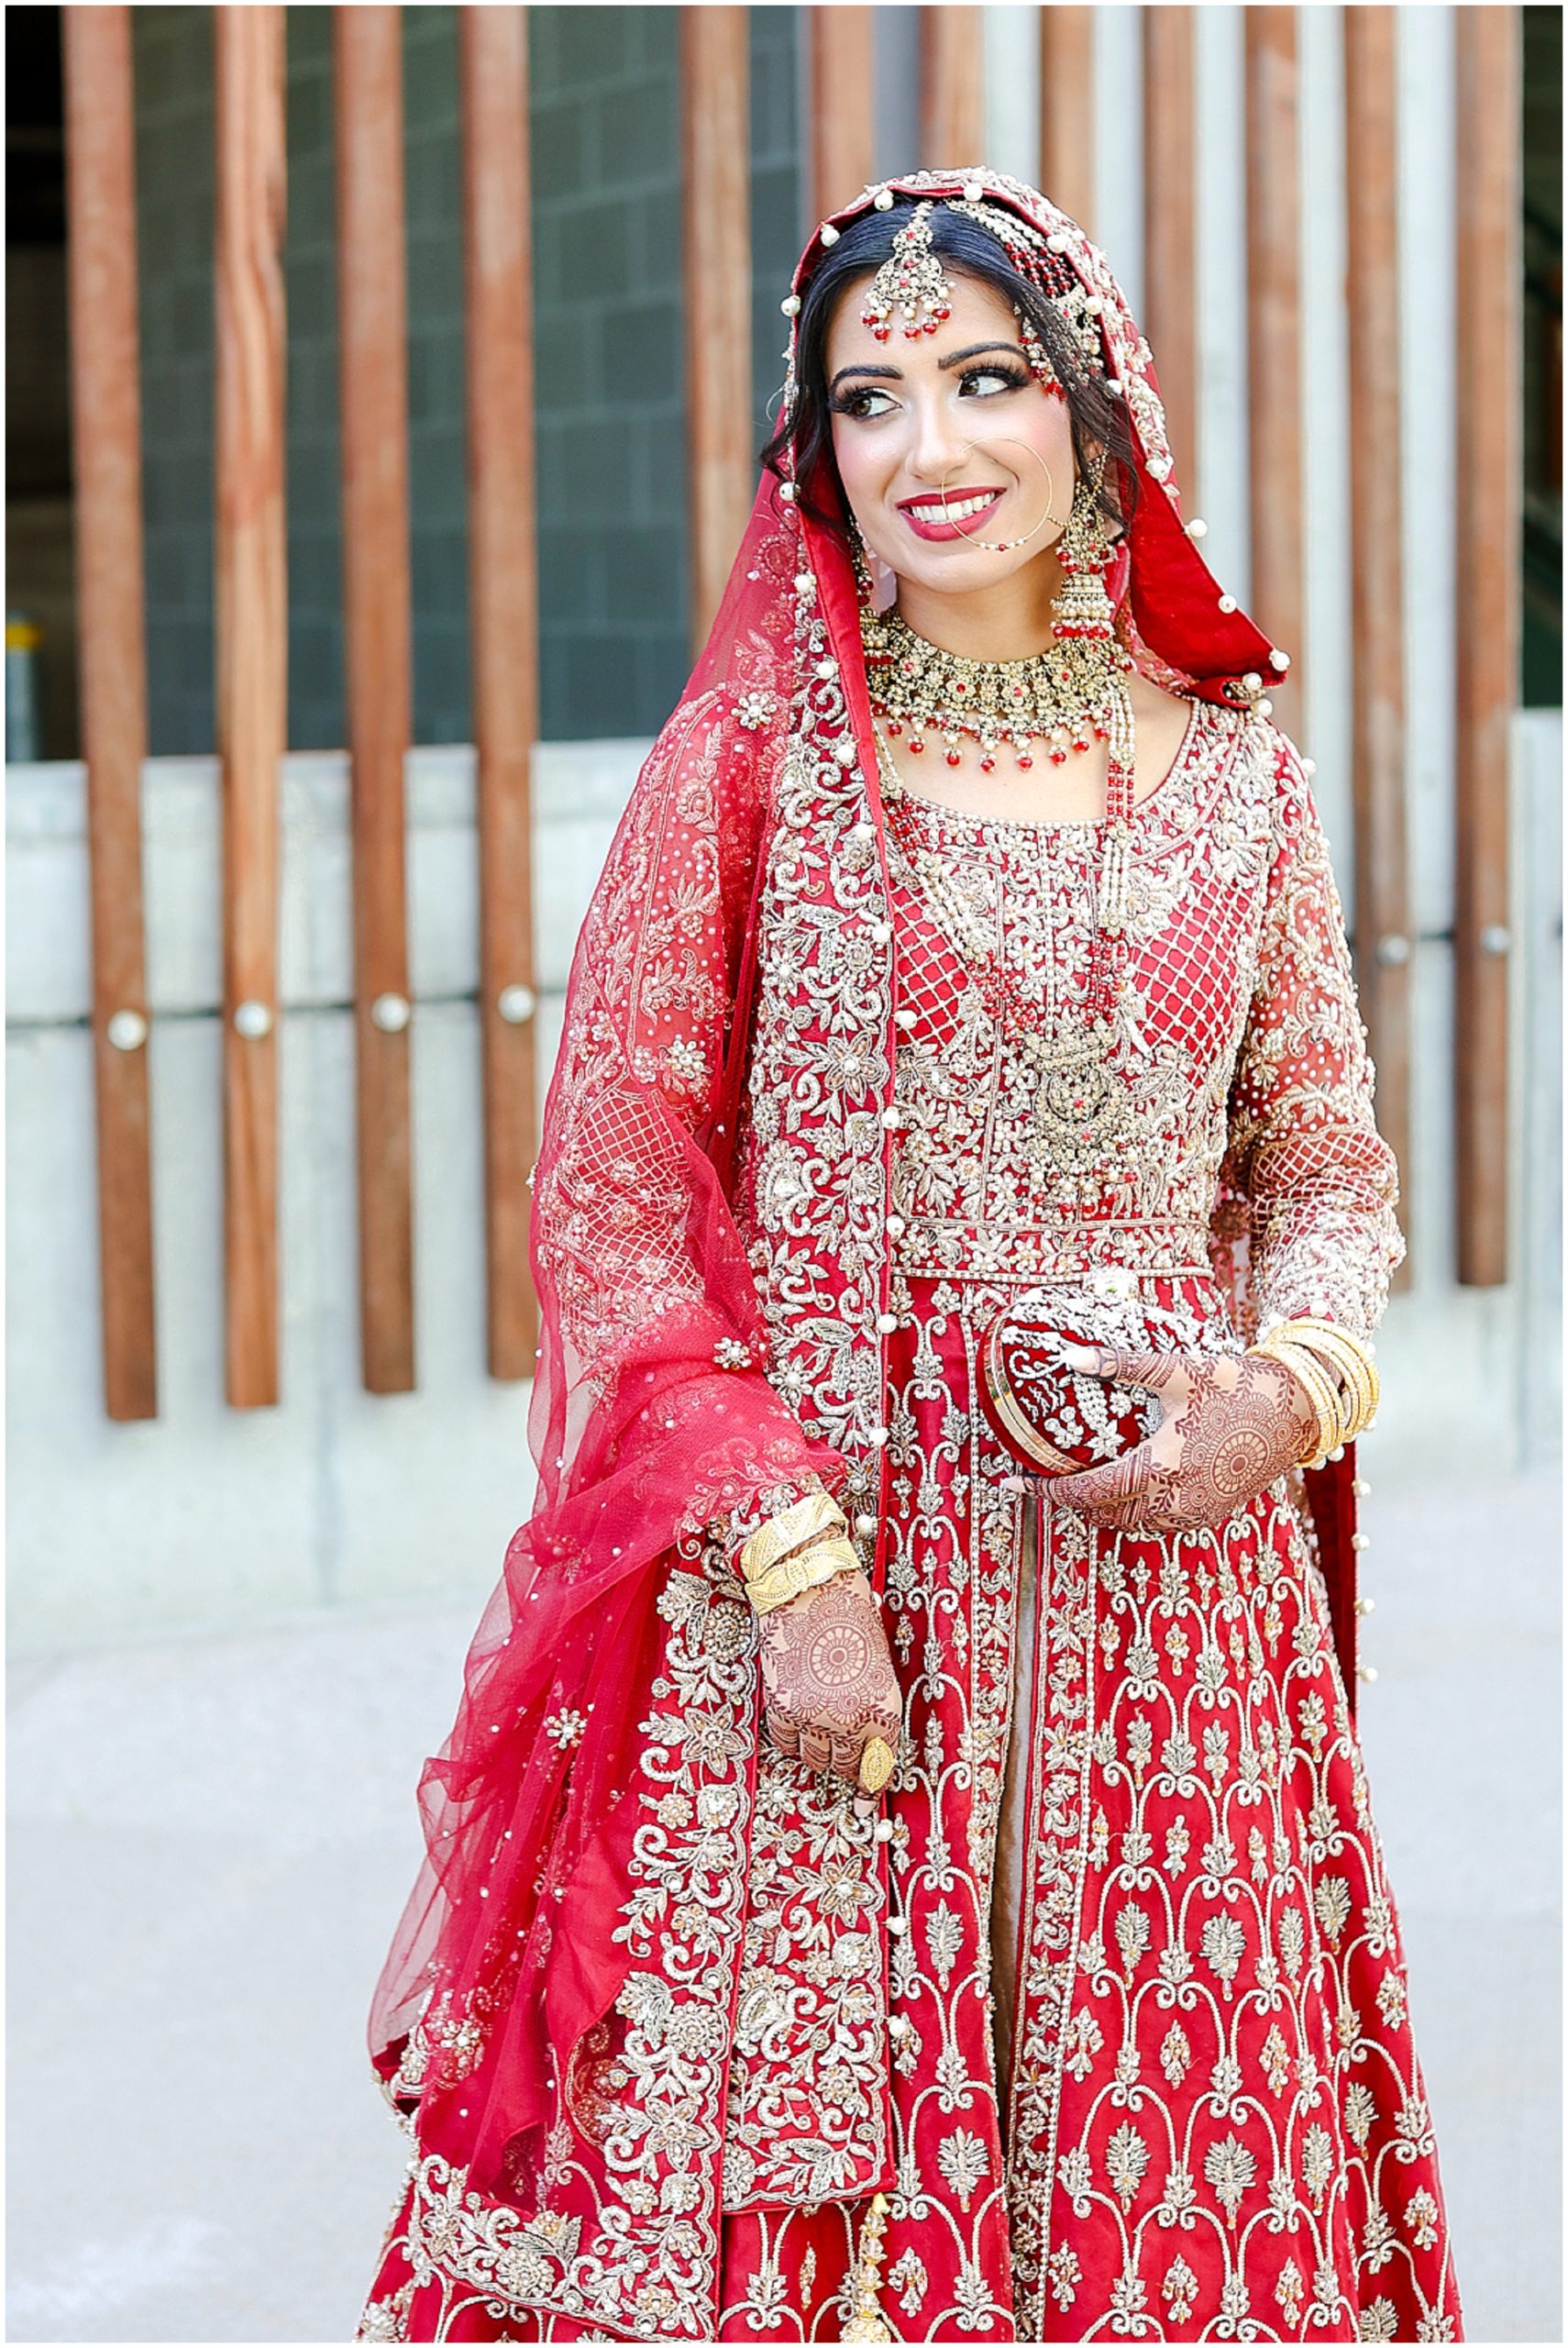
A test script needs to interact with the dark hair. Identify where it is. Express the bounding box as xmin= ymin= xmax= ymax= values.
xmin=760 ymin=200 xmax=1142 ymax=545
